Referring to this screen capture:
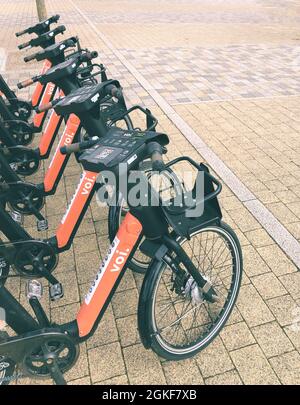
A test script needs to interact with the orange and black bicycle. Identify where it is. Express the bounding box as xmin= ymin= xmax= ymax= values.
xmin=0 ymin=14 xmax=62 ymax=124
xmin=0 ymin=84 xmax=242 ymax=385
